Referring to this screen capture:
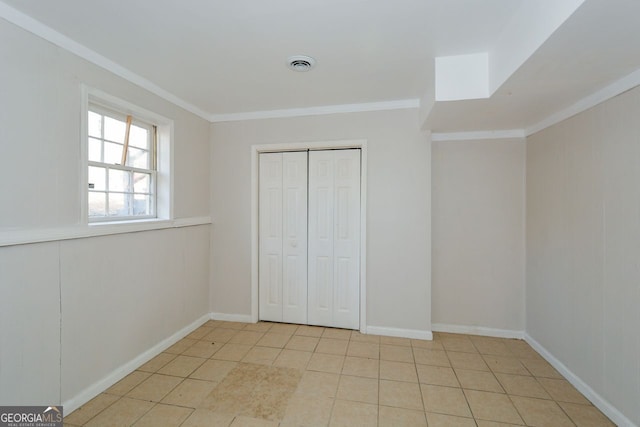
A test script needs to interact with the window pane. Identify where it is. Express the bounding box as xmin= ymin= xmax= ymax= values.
xmin=133 ymin=194 xmax=151 ymax=216
xmin=88 ymin=166 xmax=106 ymax=191
xmin=88 ymin=111 xmax=102 ymax=138
xmin=133 ymin=173 xmax=151 ymax=194
xmin=104 ymin=142 xmax=123 ymax=165
xmin=129 ymin=125 xmax=149 ymax=149
xmin=108 ymin=192 xmax=130 ymax=216
xmin=104 ymin=116 xmax=125 ymax=143
xmin=88 ymin=137 xmax=102 ymax=162
xmin=88 ymin=192 xmax=106 ymax=217
xmin=87 ymin=103 xmax=158 ymax=222
xmin=109 ymin=169 xmax=131 ymax=192
xmin=127 ymin=146 xmax=149 ymax=169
